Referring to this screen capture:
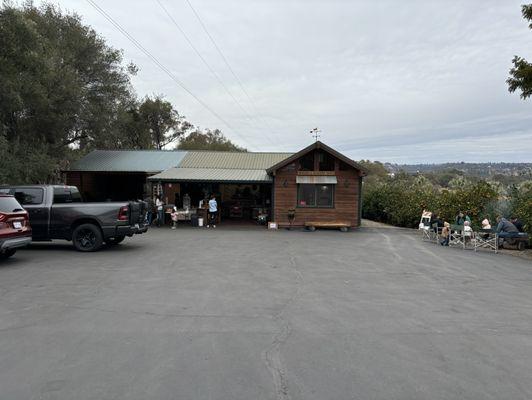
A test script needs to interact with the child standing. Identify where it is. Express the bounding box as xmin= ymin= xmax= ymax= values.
xmin=440 ymin=222 xmax=450 ymax=246
xmin=170 ymin=206 xmax=178 ymax=230
xmin=463 ymin=220 xmax=473 ymax=244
